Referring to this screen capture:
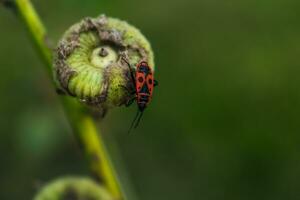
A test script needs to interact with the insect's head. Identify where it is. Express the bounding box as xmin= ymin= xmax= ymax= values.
xmin=137 ymin=61 xmax=151 ymax=74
